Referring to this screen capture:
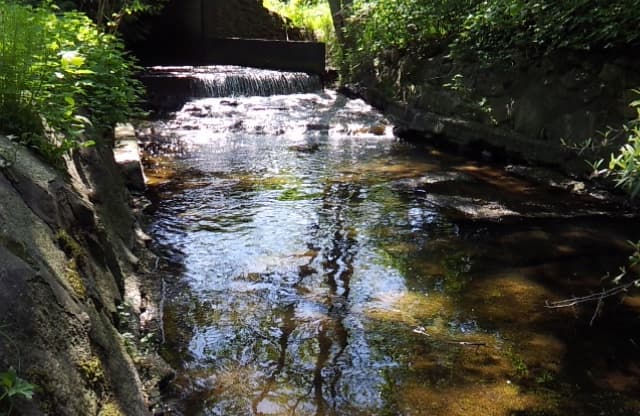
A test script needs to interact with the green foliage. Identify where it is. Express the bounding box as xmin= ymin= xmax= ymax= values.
xmin=341 ymin=0 xmax=640 ymax=79
xmin=608 ymin=93 xmax=640 ymax=197
xmin=264 ymin=0 xmax=334 ymax=41
xmin=341 ymin=0 xmax=477 ymax=75
xmin=0 ymin=1 xmax=144 ymax=164
xmin=0 ymin=368 xmax=36 ymax=415
xmin=348 ymin=0 xmax=473 ymax=53
xmin=44 ymin=0 xmax=166 ymax=32
xmin=263 ymin=0 xmax=338 ymax=62
xmin=100 ymin=0 xmax=166 ymax=32
xmin=455 ymin=0 xmax=640 ymax=60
